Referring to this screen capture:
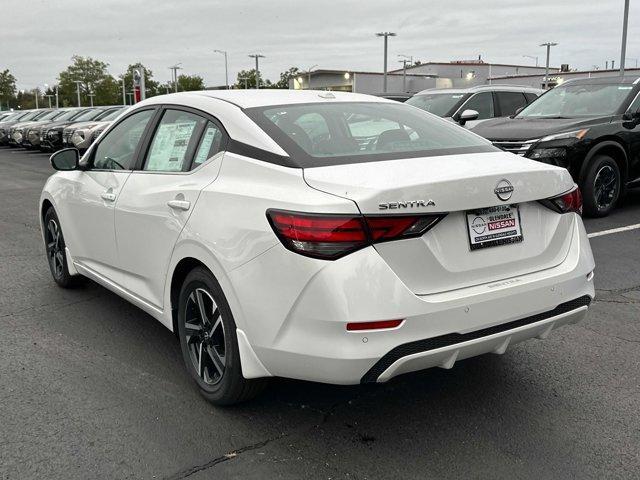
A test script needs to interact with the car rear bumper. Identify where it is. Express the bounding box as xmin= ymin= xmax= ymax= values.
xmin=230 ymin=214 xmax=595 ymax=385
